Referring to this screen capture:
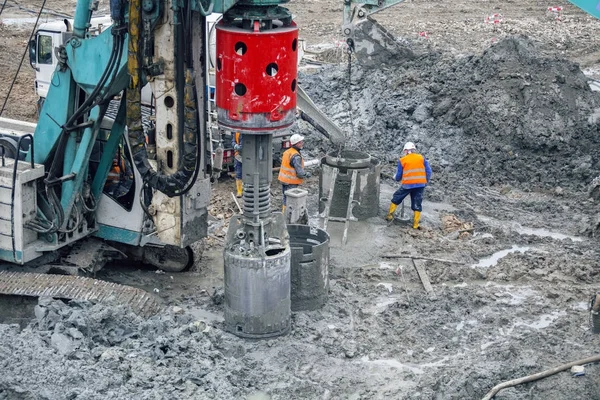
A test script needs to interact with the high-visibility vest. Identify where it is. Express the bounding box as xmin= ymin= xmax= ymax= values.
xmin=279 ymin=147 xmax=304 ymax=185
xmin=106 ymin=153 xmax=126 ymax=185
xmin=400 ymin=153 xmax=427 ymax=185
